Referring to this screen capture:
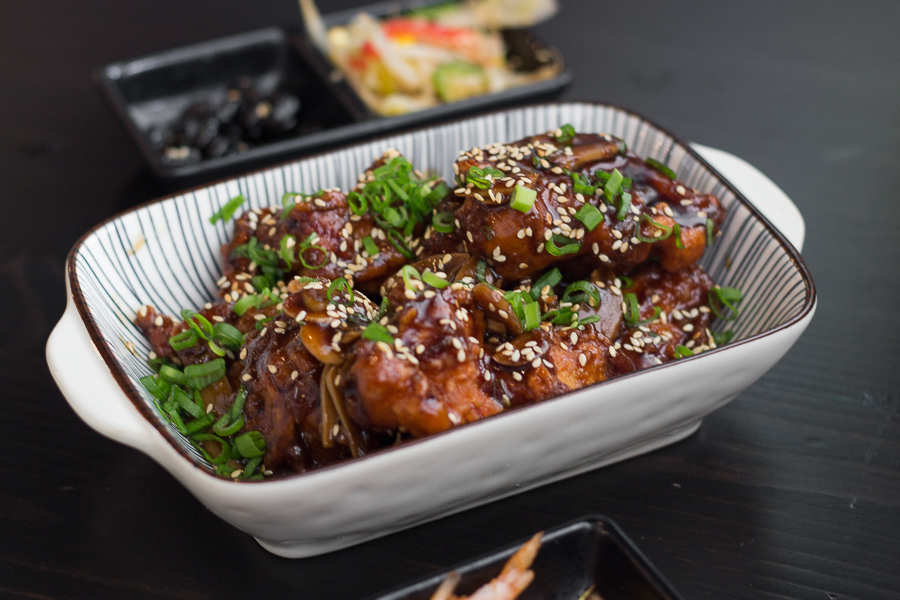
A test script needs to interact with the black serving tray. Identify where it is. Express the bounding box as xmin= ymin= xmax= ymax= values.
xmin=367 ymin=516 xmax=684 ymax=600
xmin=95 ymin=1 xmax=573 ymax=185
